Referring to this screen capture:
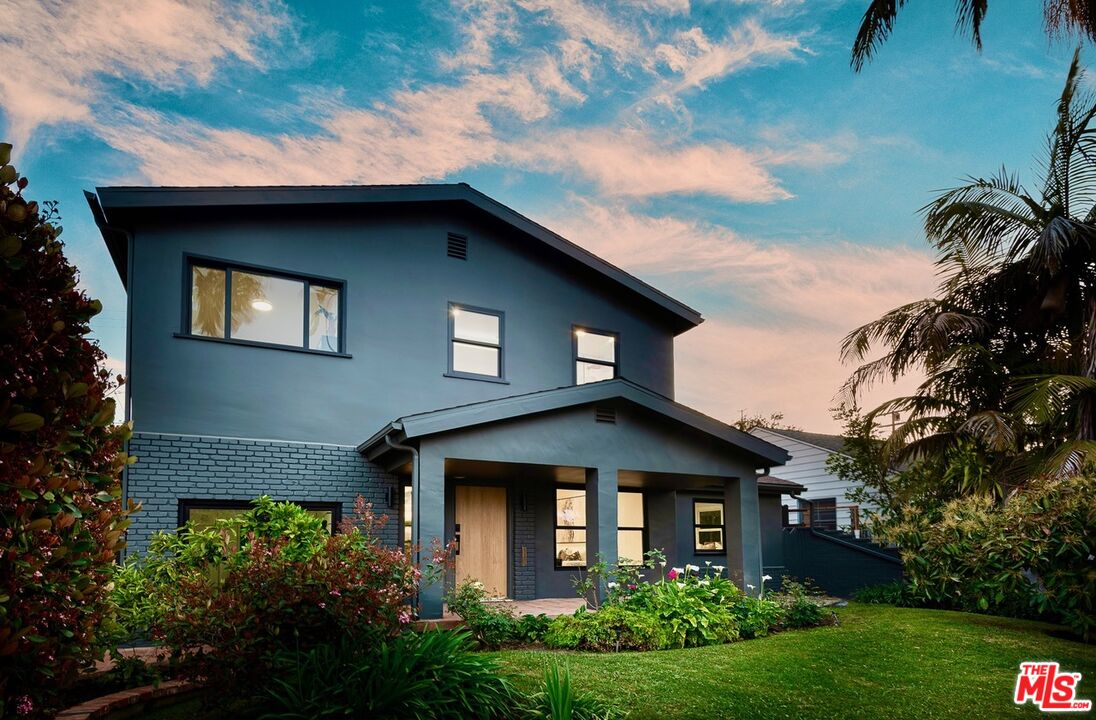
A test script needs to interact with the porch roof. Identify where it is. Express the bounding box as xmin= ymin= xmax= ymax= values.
xmin=358 ymin=378 xmax=790 ymax=467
